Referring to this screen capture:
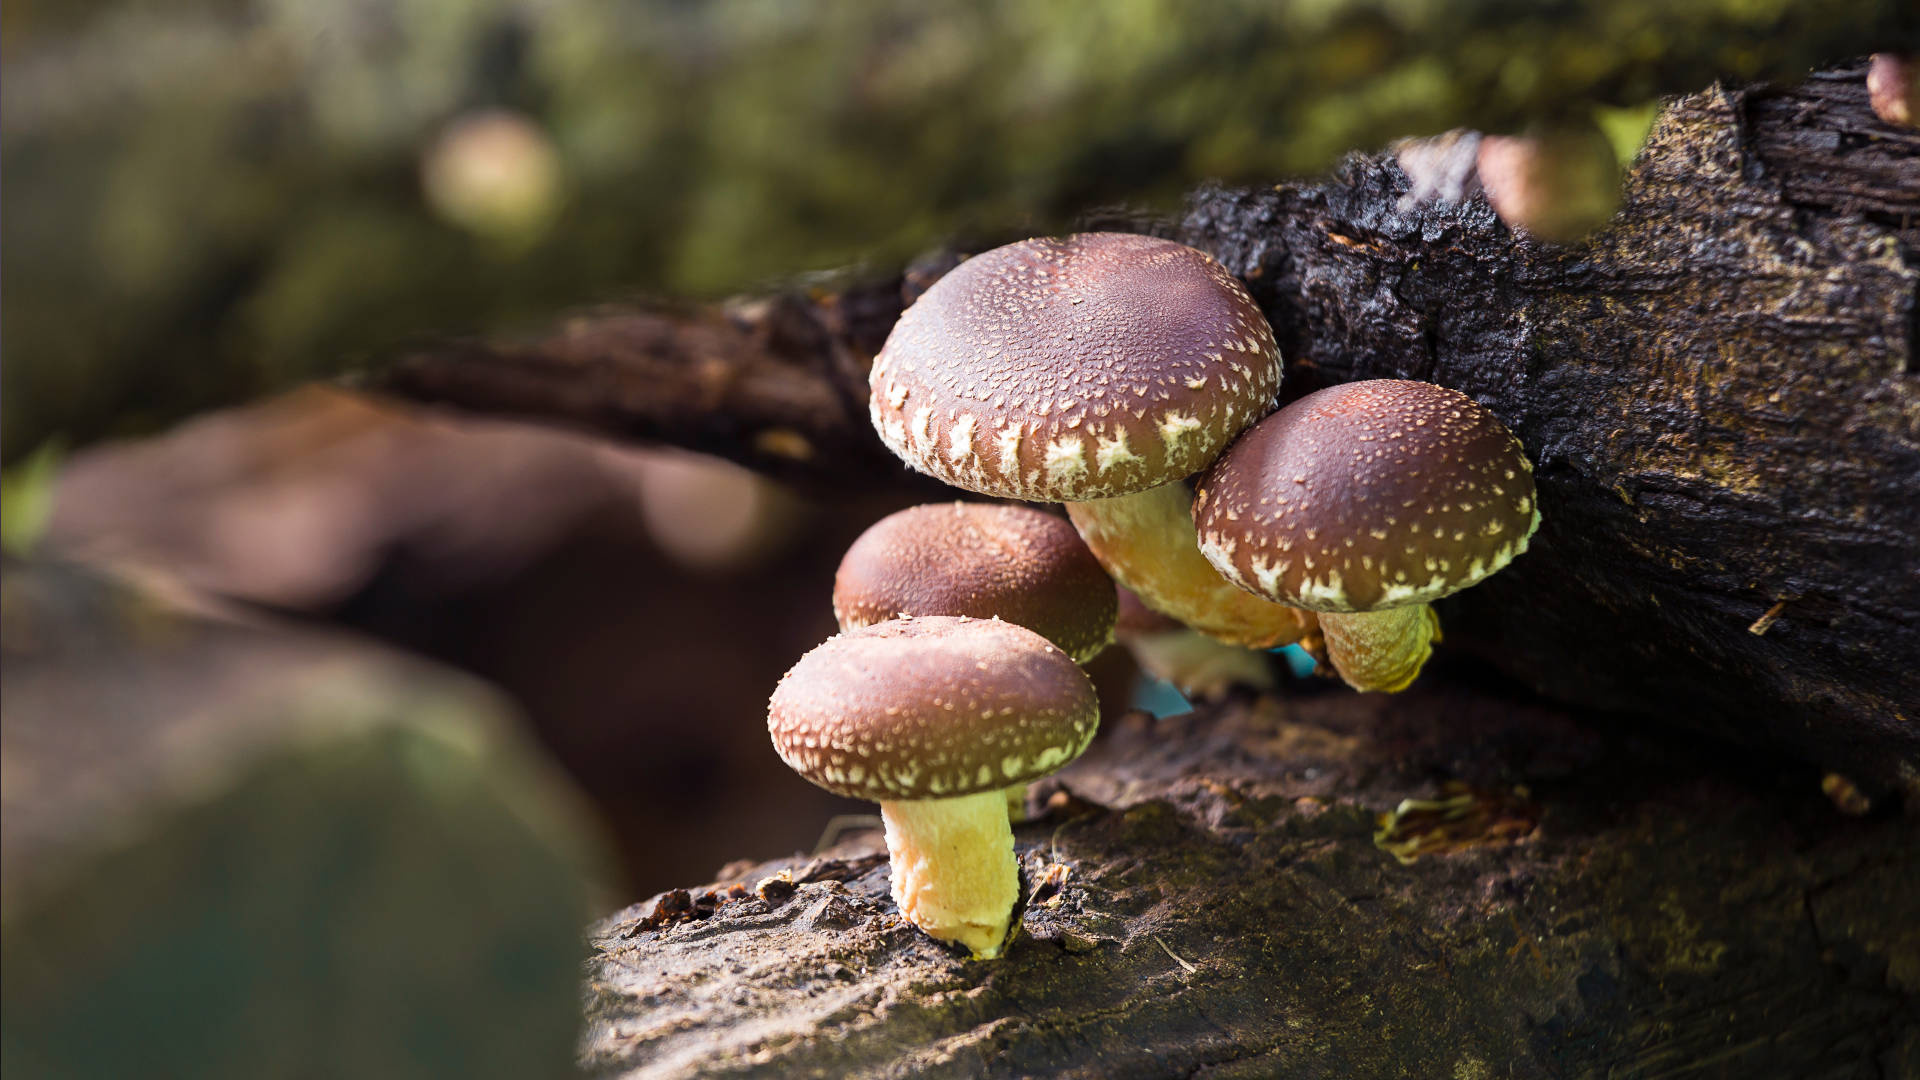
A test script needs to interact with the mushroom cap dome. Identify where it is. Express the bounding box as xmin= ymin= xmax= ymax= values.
xmin=768 ymin=616 xmax=1100 ymax=801
xmin=1193 ymin=380 xmax=1540 ymax=613
xmin=869 ymin=233 xmax=1283 ymax=502
xmin=834 ymin=503 xmax=1117 ymax=664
